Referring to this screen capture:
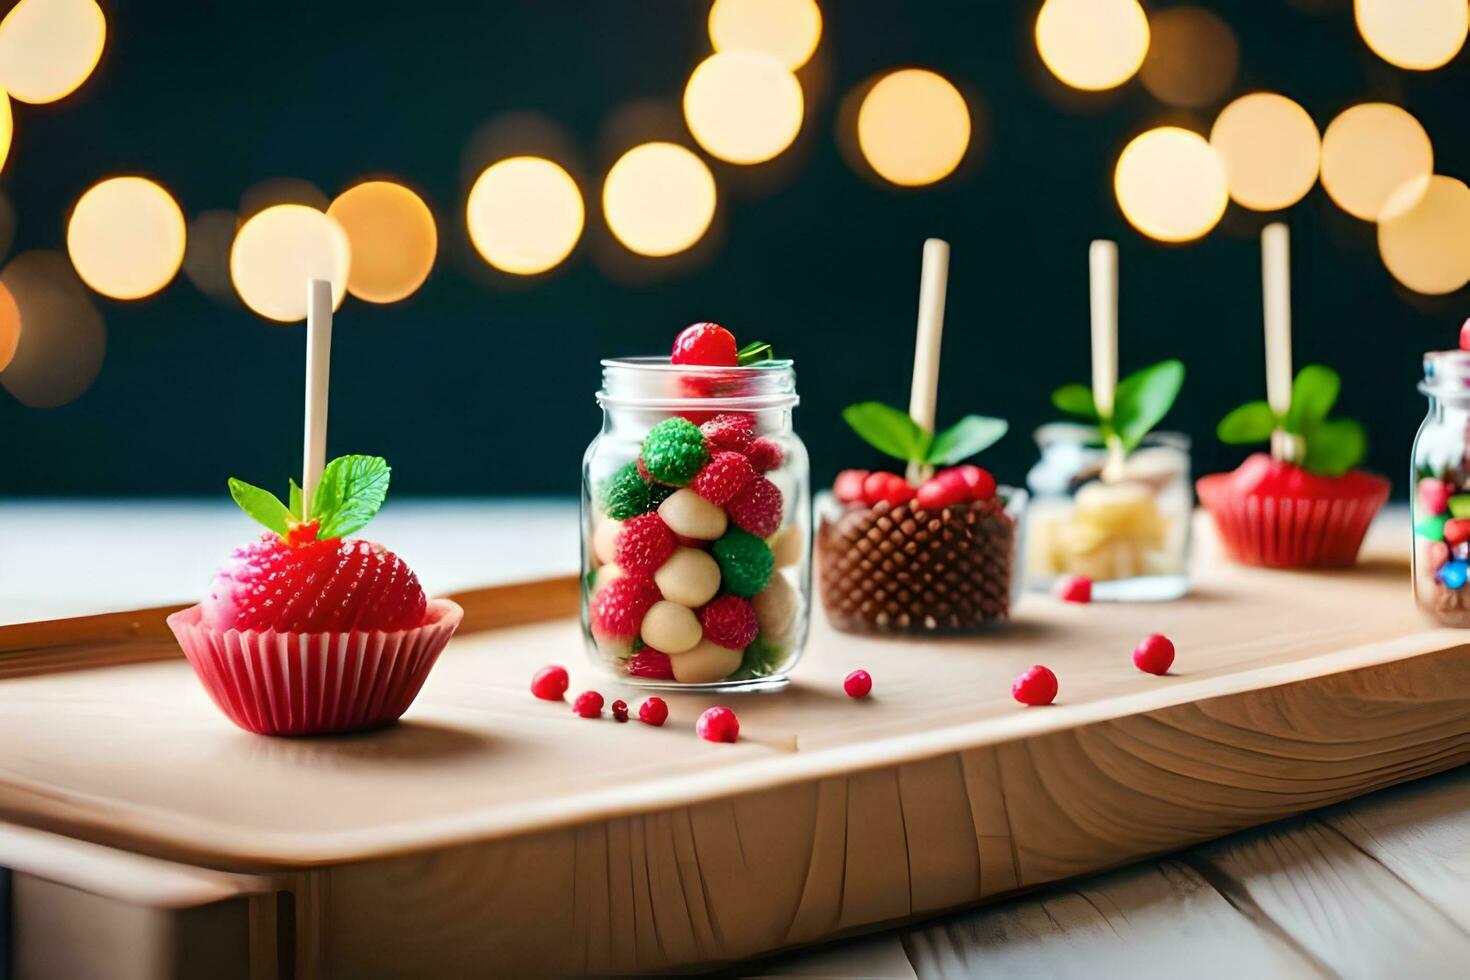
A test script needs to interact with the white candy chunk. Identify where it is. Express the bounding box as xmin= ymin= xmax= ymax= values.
xmin=767 ymin=524 xmax=804 ymax=568
xmin=658 ymin=488 xmax=728 ymax=541
xmin=670 ymin=639 xmax=743 ymax=684
xmin=592 ymin=563 xmax=626 ymax=593
xmin=640 ymin=600 xmax=703 ymax=653
xmin=752 ymin=572 xmax=799 ymax=645
xmin=654 ymin=547 xmax=721 ymax=607
xmin=592 ymin=517 xmax=623 ymax=566
xmin=592 ymin=628 xmax=633 ymax=661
